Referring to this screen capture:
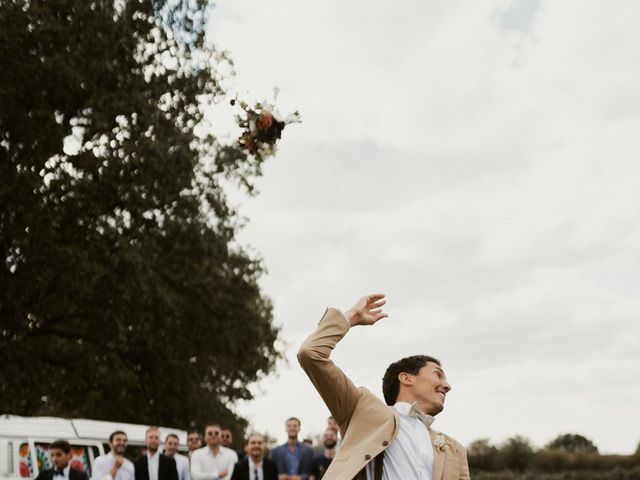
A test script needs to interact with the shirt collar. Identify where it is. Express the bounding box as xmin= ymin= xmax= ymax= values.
xmin=393 ymin=401 xmax=413 ymax=415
